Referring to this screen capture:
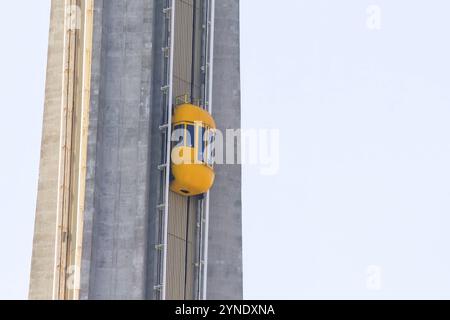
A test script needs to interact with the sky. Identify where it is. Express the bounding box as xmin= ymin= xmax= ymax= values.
xmin=241 ymin=0 xmax=450 ymax=299
xmin=1 ymin=0 xmax=450 ymax=300
xmin=0 ymin=1 xmax=51 ymax=299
